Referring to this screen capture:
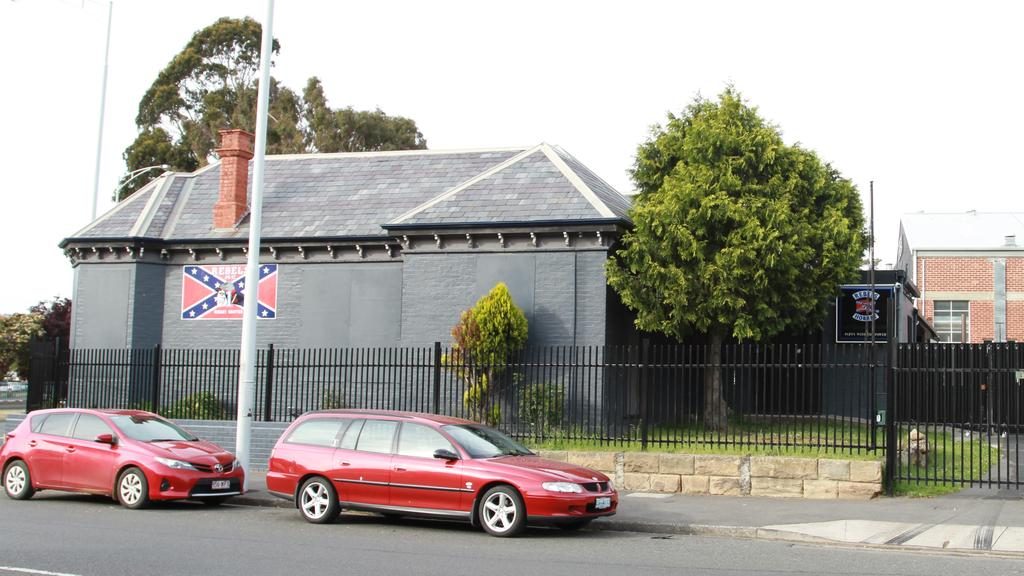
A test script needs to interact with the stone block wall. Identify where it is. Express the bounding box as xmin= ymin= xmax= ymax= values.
xmin=537 ymin=450 xmax=882 ymax=500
